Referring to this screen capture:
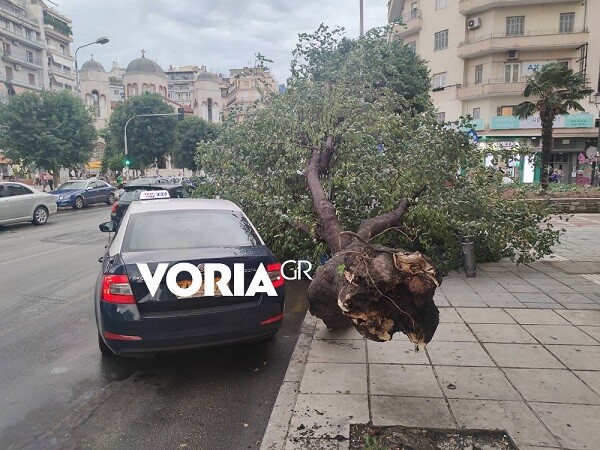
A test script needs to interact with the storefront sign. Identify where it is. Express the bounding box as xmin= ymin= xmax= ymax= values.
xmin=521 ymin=61 xmax=555 ymax=77
xmin=459 ymin=119 xmax=484 ymax=131
xmin=490 ymin=113 xmax=594 ymax=130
